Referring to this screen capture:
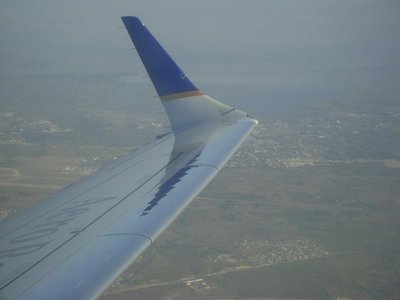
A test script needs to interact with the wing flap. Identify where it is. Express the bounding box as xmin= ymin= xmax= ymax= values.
xmin=19 ymin=235 xmax=150 ymax=300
